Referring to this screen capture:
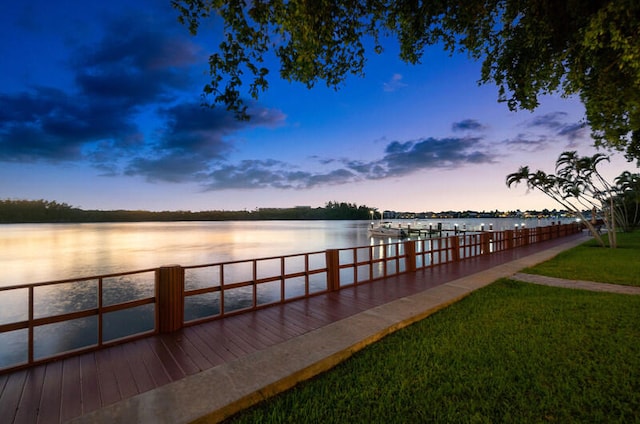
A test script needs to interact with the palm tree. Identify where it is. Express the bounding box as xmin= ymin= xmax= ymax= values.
xmin=507 ymin=150 xmax=633 ymax=248
xmin=615 ymin=171 xmax=640 ymax=230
